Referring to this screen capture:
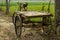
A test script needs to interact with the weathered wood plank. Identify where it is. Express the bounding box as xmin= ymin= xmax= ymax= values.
xmin=16 ymin=11 xmax=52 ymax=17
